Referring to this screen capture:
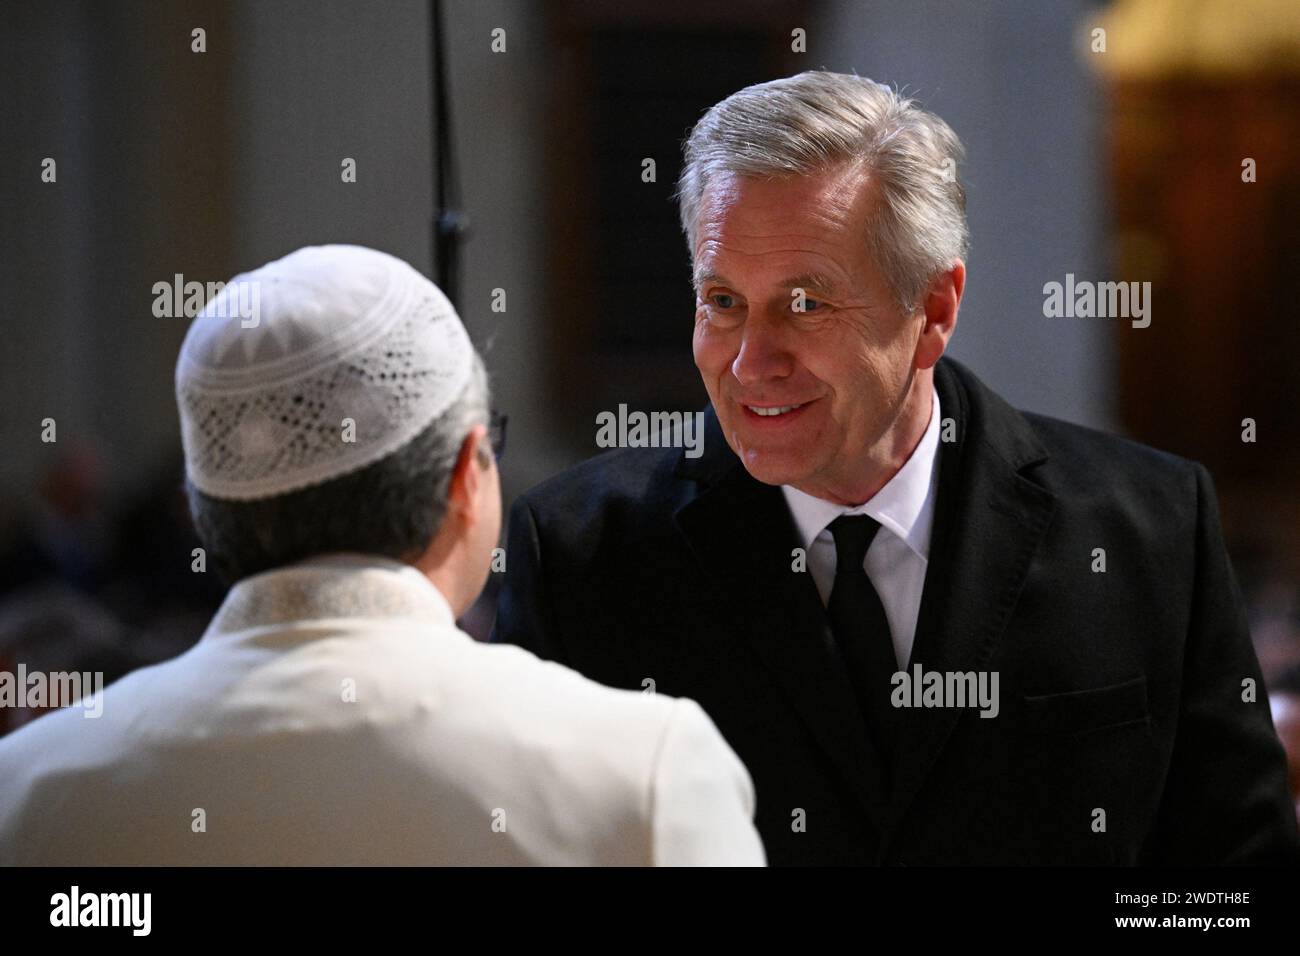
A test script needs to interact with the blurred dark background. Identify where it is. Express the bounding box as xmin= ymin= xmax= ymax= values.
xmin=1 ymin=0 xmax=1298 ymax=749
